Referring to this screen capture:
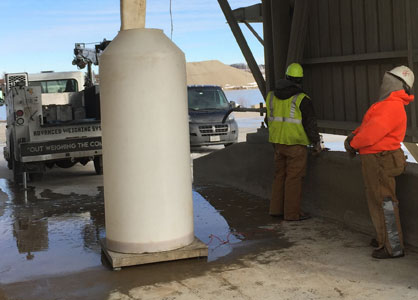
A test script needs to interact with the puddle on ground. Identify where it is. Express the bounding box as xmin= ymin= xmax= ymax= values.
xmin=193 ymin=191 xmax=243 ymax=261
xmin=0 ymin=181 xmax=287 ymax=284
xmin=0 ymin=180 xmax=105 ymax=284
